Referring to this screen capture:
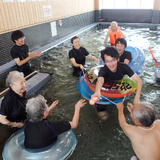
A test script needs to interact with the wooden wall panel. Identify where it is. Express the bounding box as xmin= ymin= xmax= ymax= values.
xmin=0 ymin=0 xmax=95 ymax=34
